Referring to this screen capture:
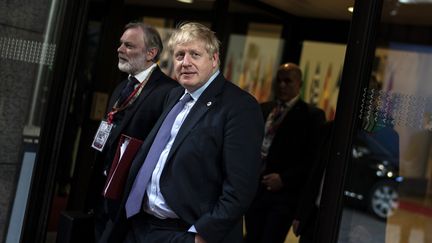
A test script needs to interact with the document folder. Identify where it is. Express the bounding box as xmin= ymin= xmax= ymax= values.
xmin=103 ymin=134 xmax=143 ymax=200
